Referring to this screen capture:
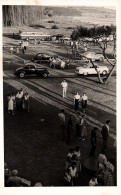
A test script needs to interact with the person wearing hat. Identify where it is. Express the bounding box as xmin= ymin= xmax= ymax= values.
xmin=90 ymin=127 xmax=98 ymax=156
